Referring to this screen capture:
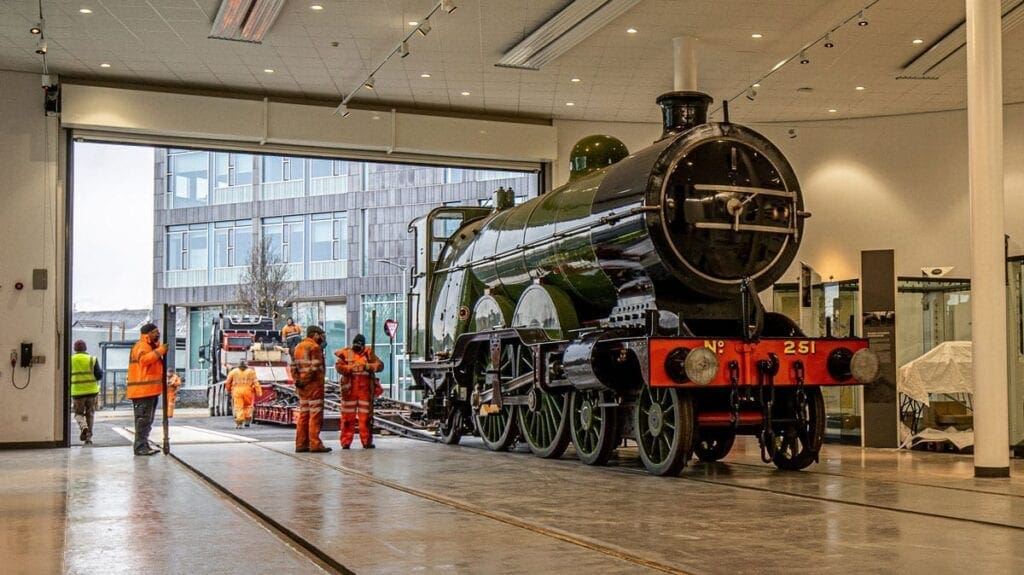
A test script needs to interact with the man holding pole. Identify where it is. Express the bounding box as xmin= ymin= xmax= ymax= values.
xmin=335 ymin=333 xmax=383 ymax=449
